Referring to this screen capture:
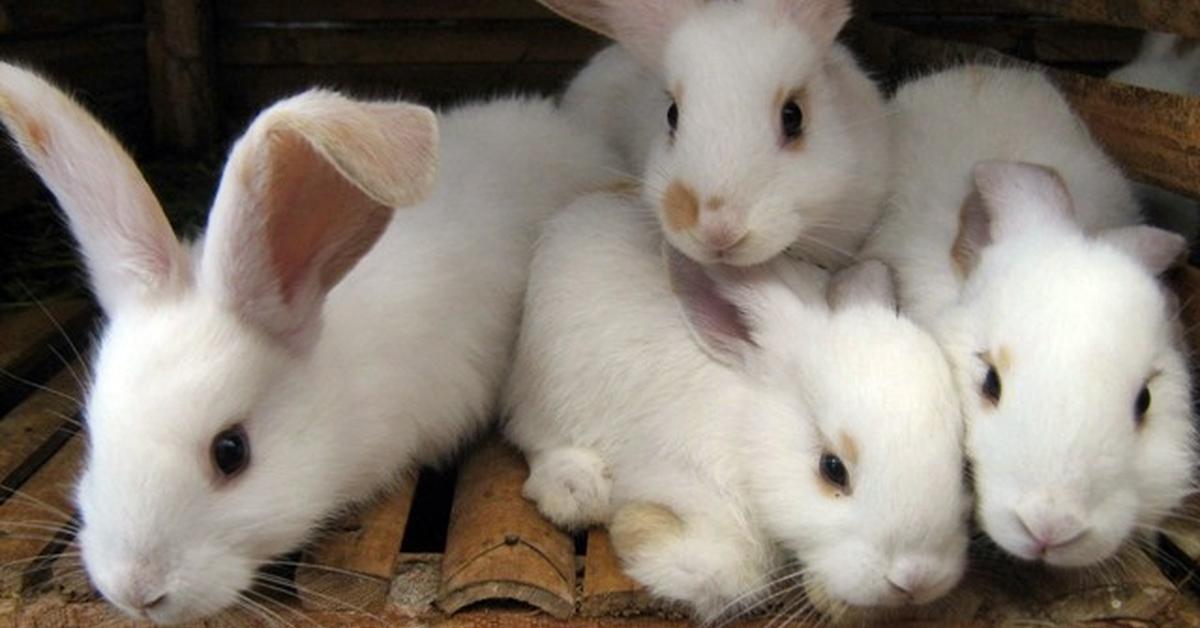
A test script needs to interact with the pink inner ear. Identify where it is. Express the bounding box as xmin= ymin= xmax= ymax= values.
xmin=263 ymin=130 xmax=392 ymax=305
xmin=667 ymin=245 xmax=756 ymax=361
